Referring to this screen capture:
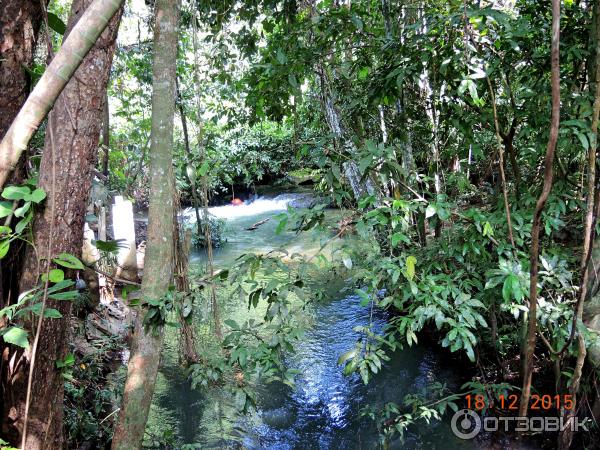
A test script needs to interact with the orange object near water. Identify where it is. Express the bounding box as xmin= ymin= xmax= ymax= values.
xmin=231 ymin=198 xmax=244 ymax=205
